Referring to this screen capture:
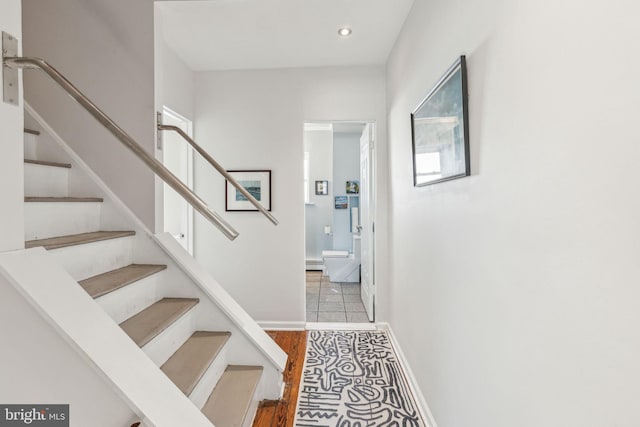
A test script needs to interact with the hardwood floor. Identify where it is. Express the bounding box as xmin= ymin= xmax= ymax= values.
xmin=253 ymin=331 xmax=307 ymax=427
